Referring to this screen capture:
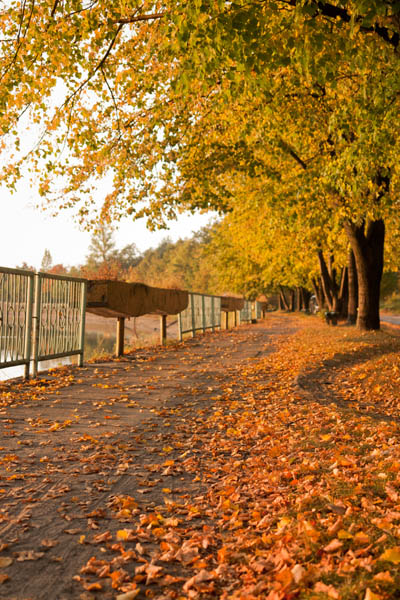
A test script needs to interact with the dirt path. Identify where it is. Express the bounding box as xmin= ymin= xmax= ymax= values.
xmin=0 ymin=316 xmax=294 ymax=600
